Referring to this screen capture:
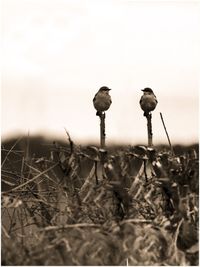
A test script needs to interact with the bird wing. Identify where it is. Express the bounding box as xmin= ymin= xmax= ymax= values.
xmin=93 ymin=93 xmax=97 ymax=102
